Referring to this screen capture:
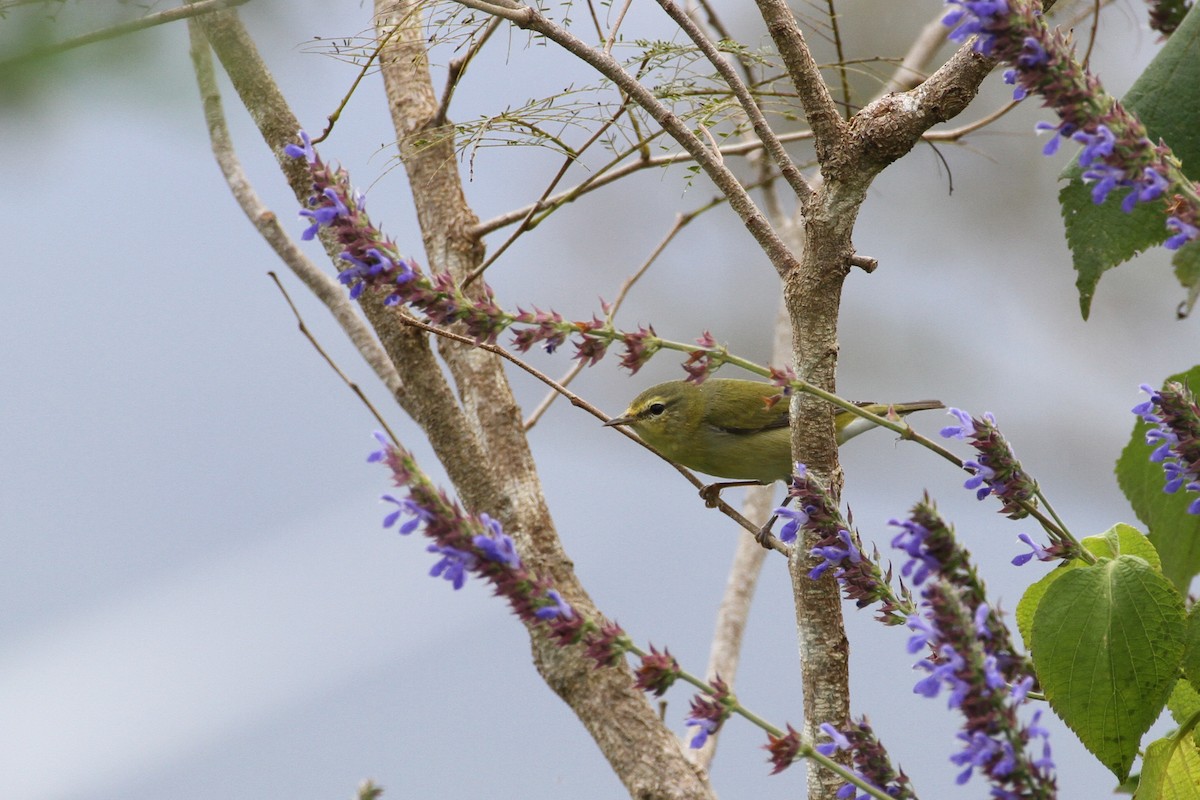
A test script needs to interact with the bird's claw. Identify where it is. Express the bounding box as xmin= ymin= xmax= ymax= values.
xmin=755 ymin=518 xmax=777 ymax=549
